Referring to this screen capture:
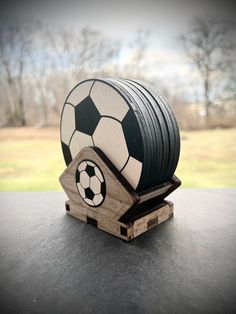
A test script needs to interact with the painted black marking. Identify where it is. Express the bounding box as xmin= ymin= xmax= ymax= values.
xmin=100 ymin=181 xmax=106 ymax=197
xmin=101 ymin=115 xmax=122 ymax=124
xmin=147 ymin=217 xmax=158 ymax=229
xmin=75 ymin=96 xmax=101 ymax=136
xmin=85 ymin=187 xmax=95 ymax=200
xmin=120 ymin=155 xmax=130 ymax=173
xmin=86 ymin=165 xmax=95 ymax=177
xmin=87 ymin=217 xmax=98 ymax=227
xmin=120 ymin=226 xmax=127 ymax=236
xmin=75 ymin=169 xmax=80 ymax=182
xmin=61 ymin=141 xmax=72 ymax=166
xmin=89 ymin=81 xmax=96 ymax=95
xmin=121 ymin=102 xmax=144 ymax=163
xmin=68 ymin=128 xmax=76 ymax=147
xmin=65 ymin=203 xmax=70 ymax=211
